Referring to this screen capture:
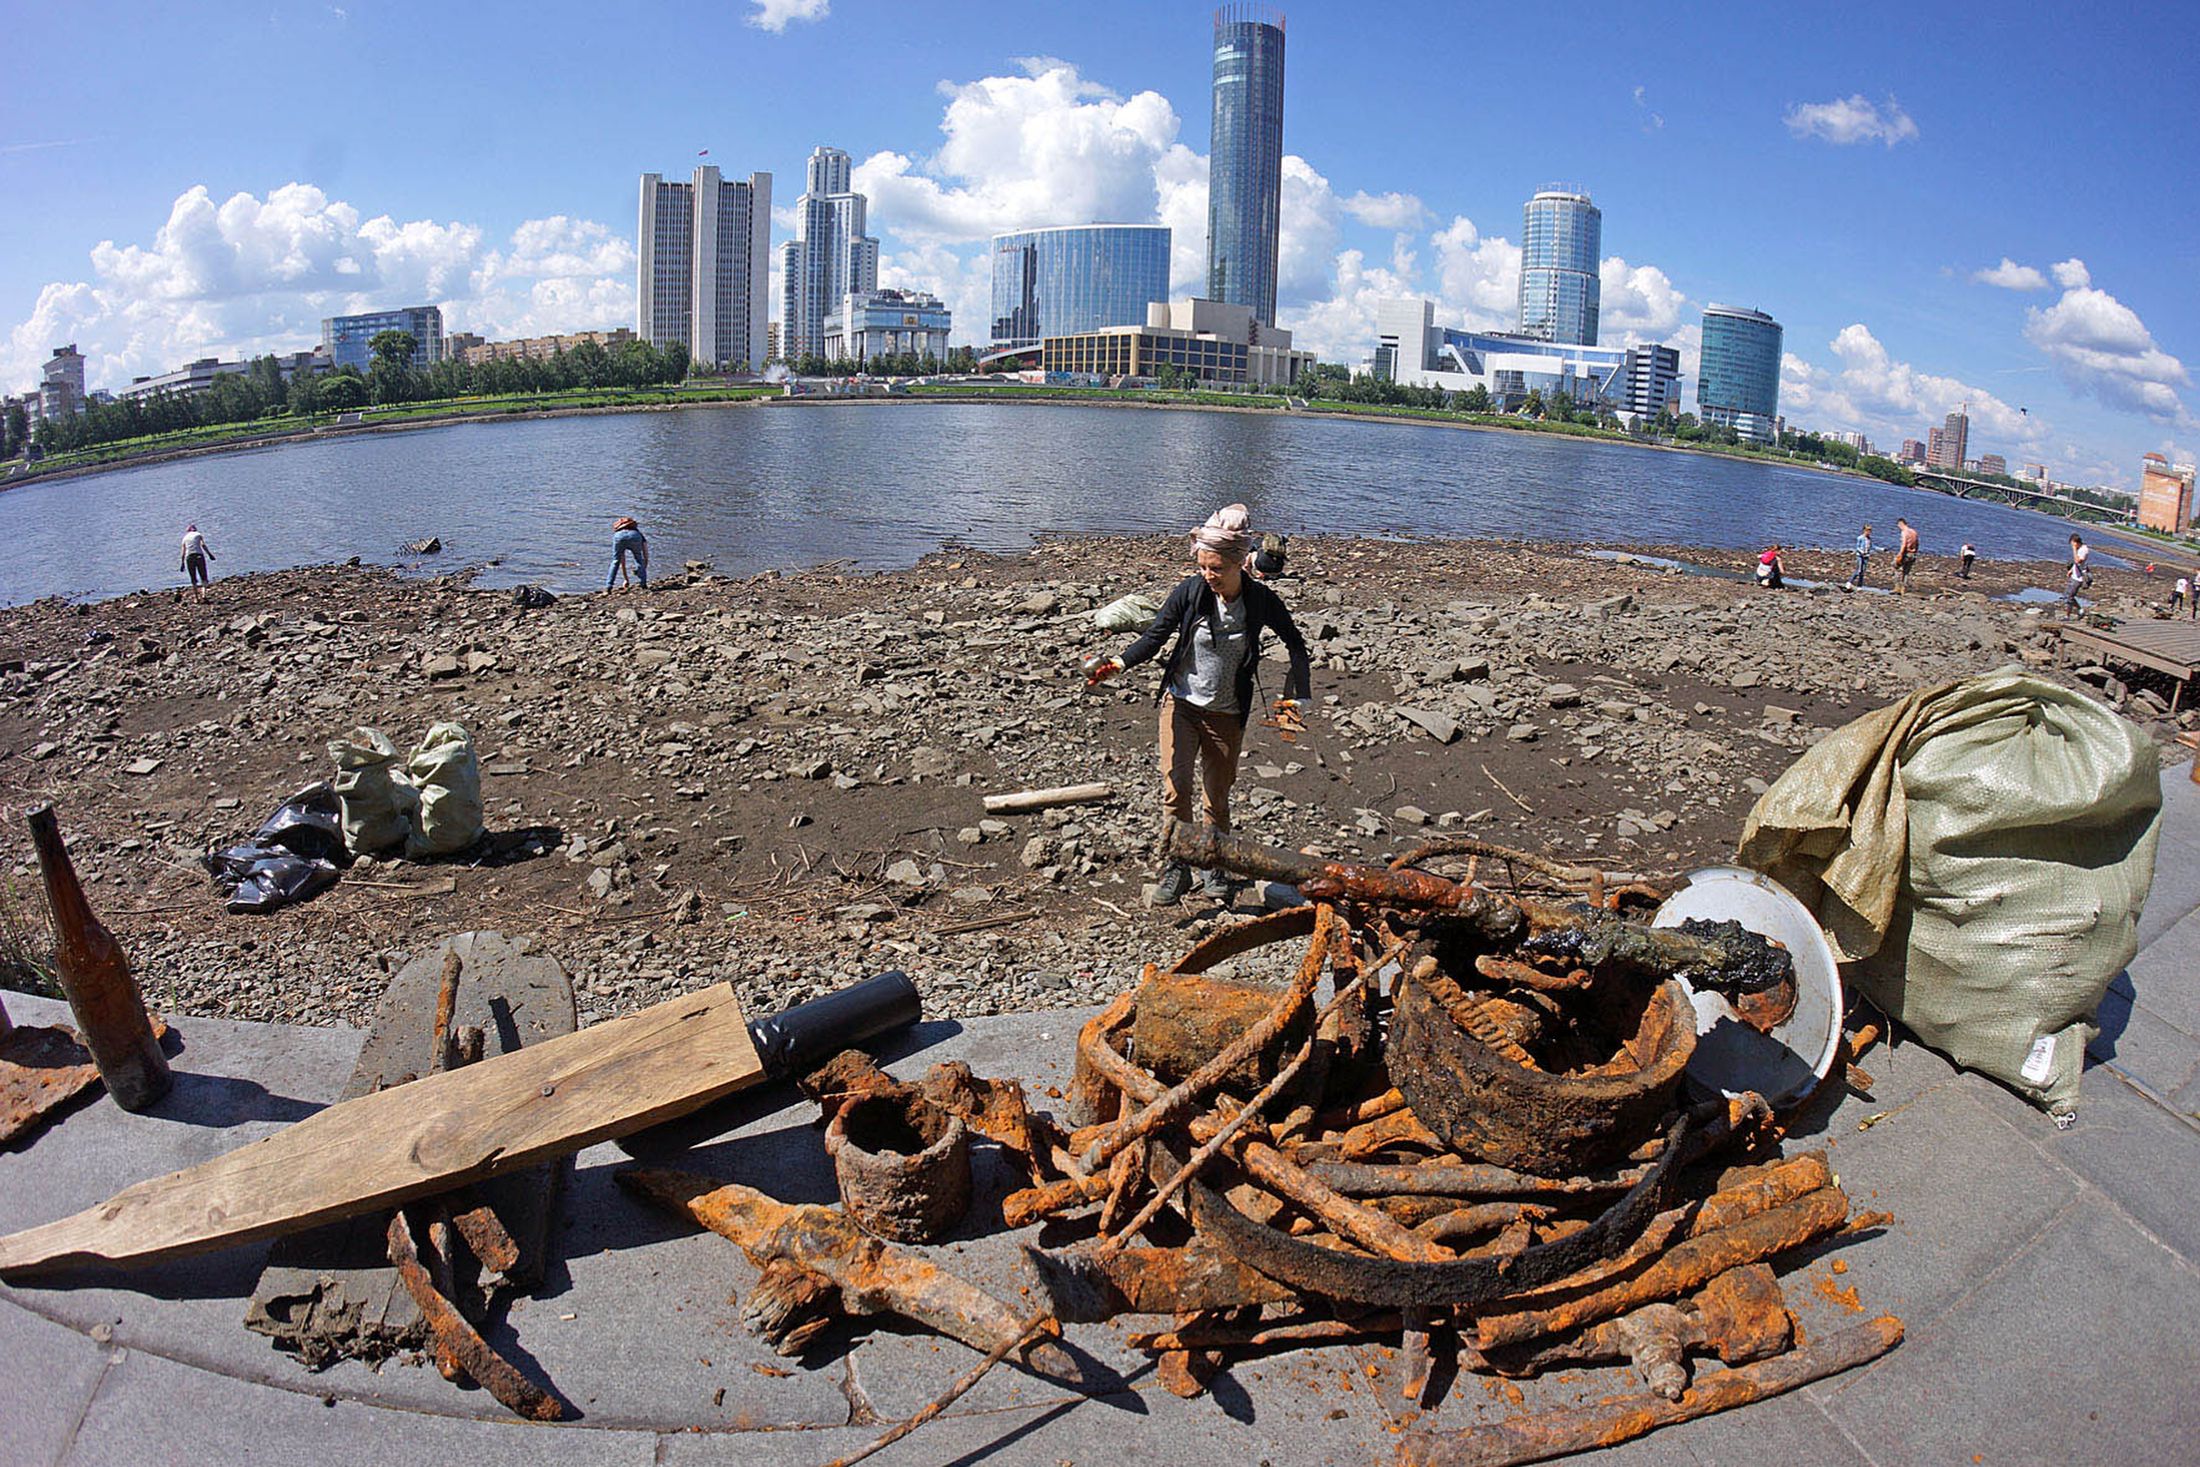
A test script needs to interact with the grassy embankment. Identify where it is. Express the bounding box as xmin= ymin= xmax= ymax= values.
xmin=3 ymin=383 xmax=779 ymax=482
